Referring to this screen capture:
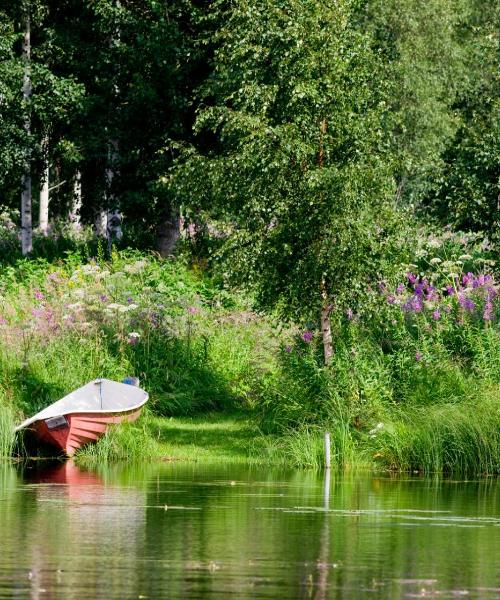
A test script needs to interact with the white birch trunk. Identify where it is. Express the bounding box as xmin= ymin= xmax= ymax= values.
xmin=94 ymin=208 xmax=108 ymax=237
xmin=69 ymin=171 xmax=82 ymax=232
xmin=321 ymin=281 xmax=333 ymax=366
xmin=20 ymin=14 xmax=32 ymax=255
xmin=39 ymin=138 xmax=49 ymax=235
xmin=105 ymin=139 xmax=122 ymax=243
